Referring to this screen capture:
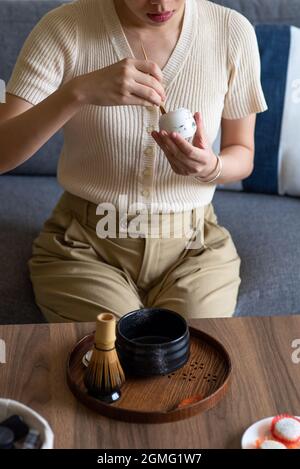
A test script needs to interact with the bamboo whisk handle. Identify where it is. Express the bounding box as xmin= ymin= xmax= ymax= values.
xmin=95 ymin=313 xmax=116 ymax=351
